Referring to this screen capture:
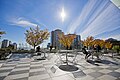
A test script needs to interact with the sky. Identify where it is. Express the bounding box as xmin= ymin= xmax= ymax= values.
xmin=0 ymin=0 xmax=120 ymax=48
